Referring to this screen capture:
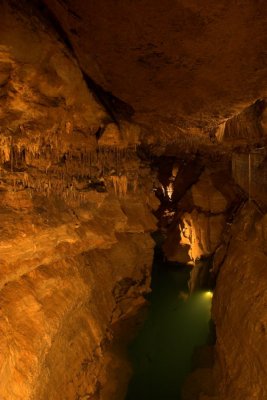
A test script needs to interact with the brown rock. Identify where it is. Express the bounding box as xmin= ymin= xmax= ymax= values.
xmin=211 ymin=203 xmax=267 ymax=400
xmin=190 ymin=170 xmax=228 ymax=213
